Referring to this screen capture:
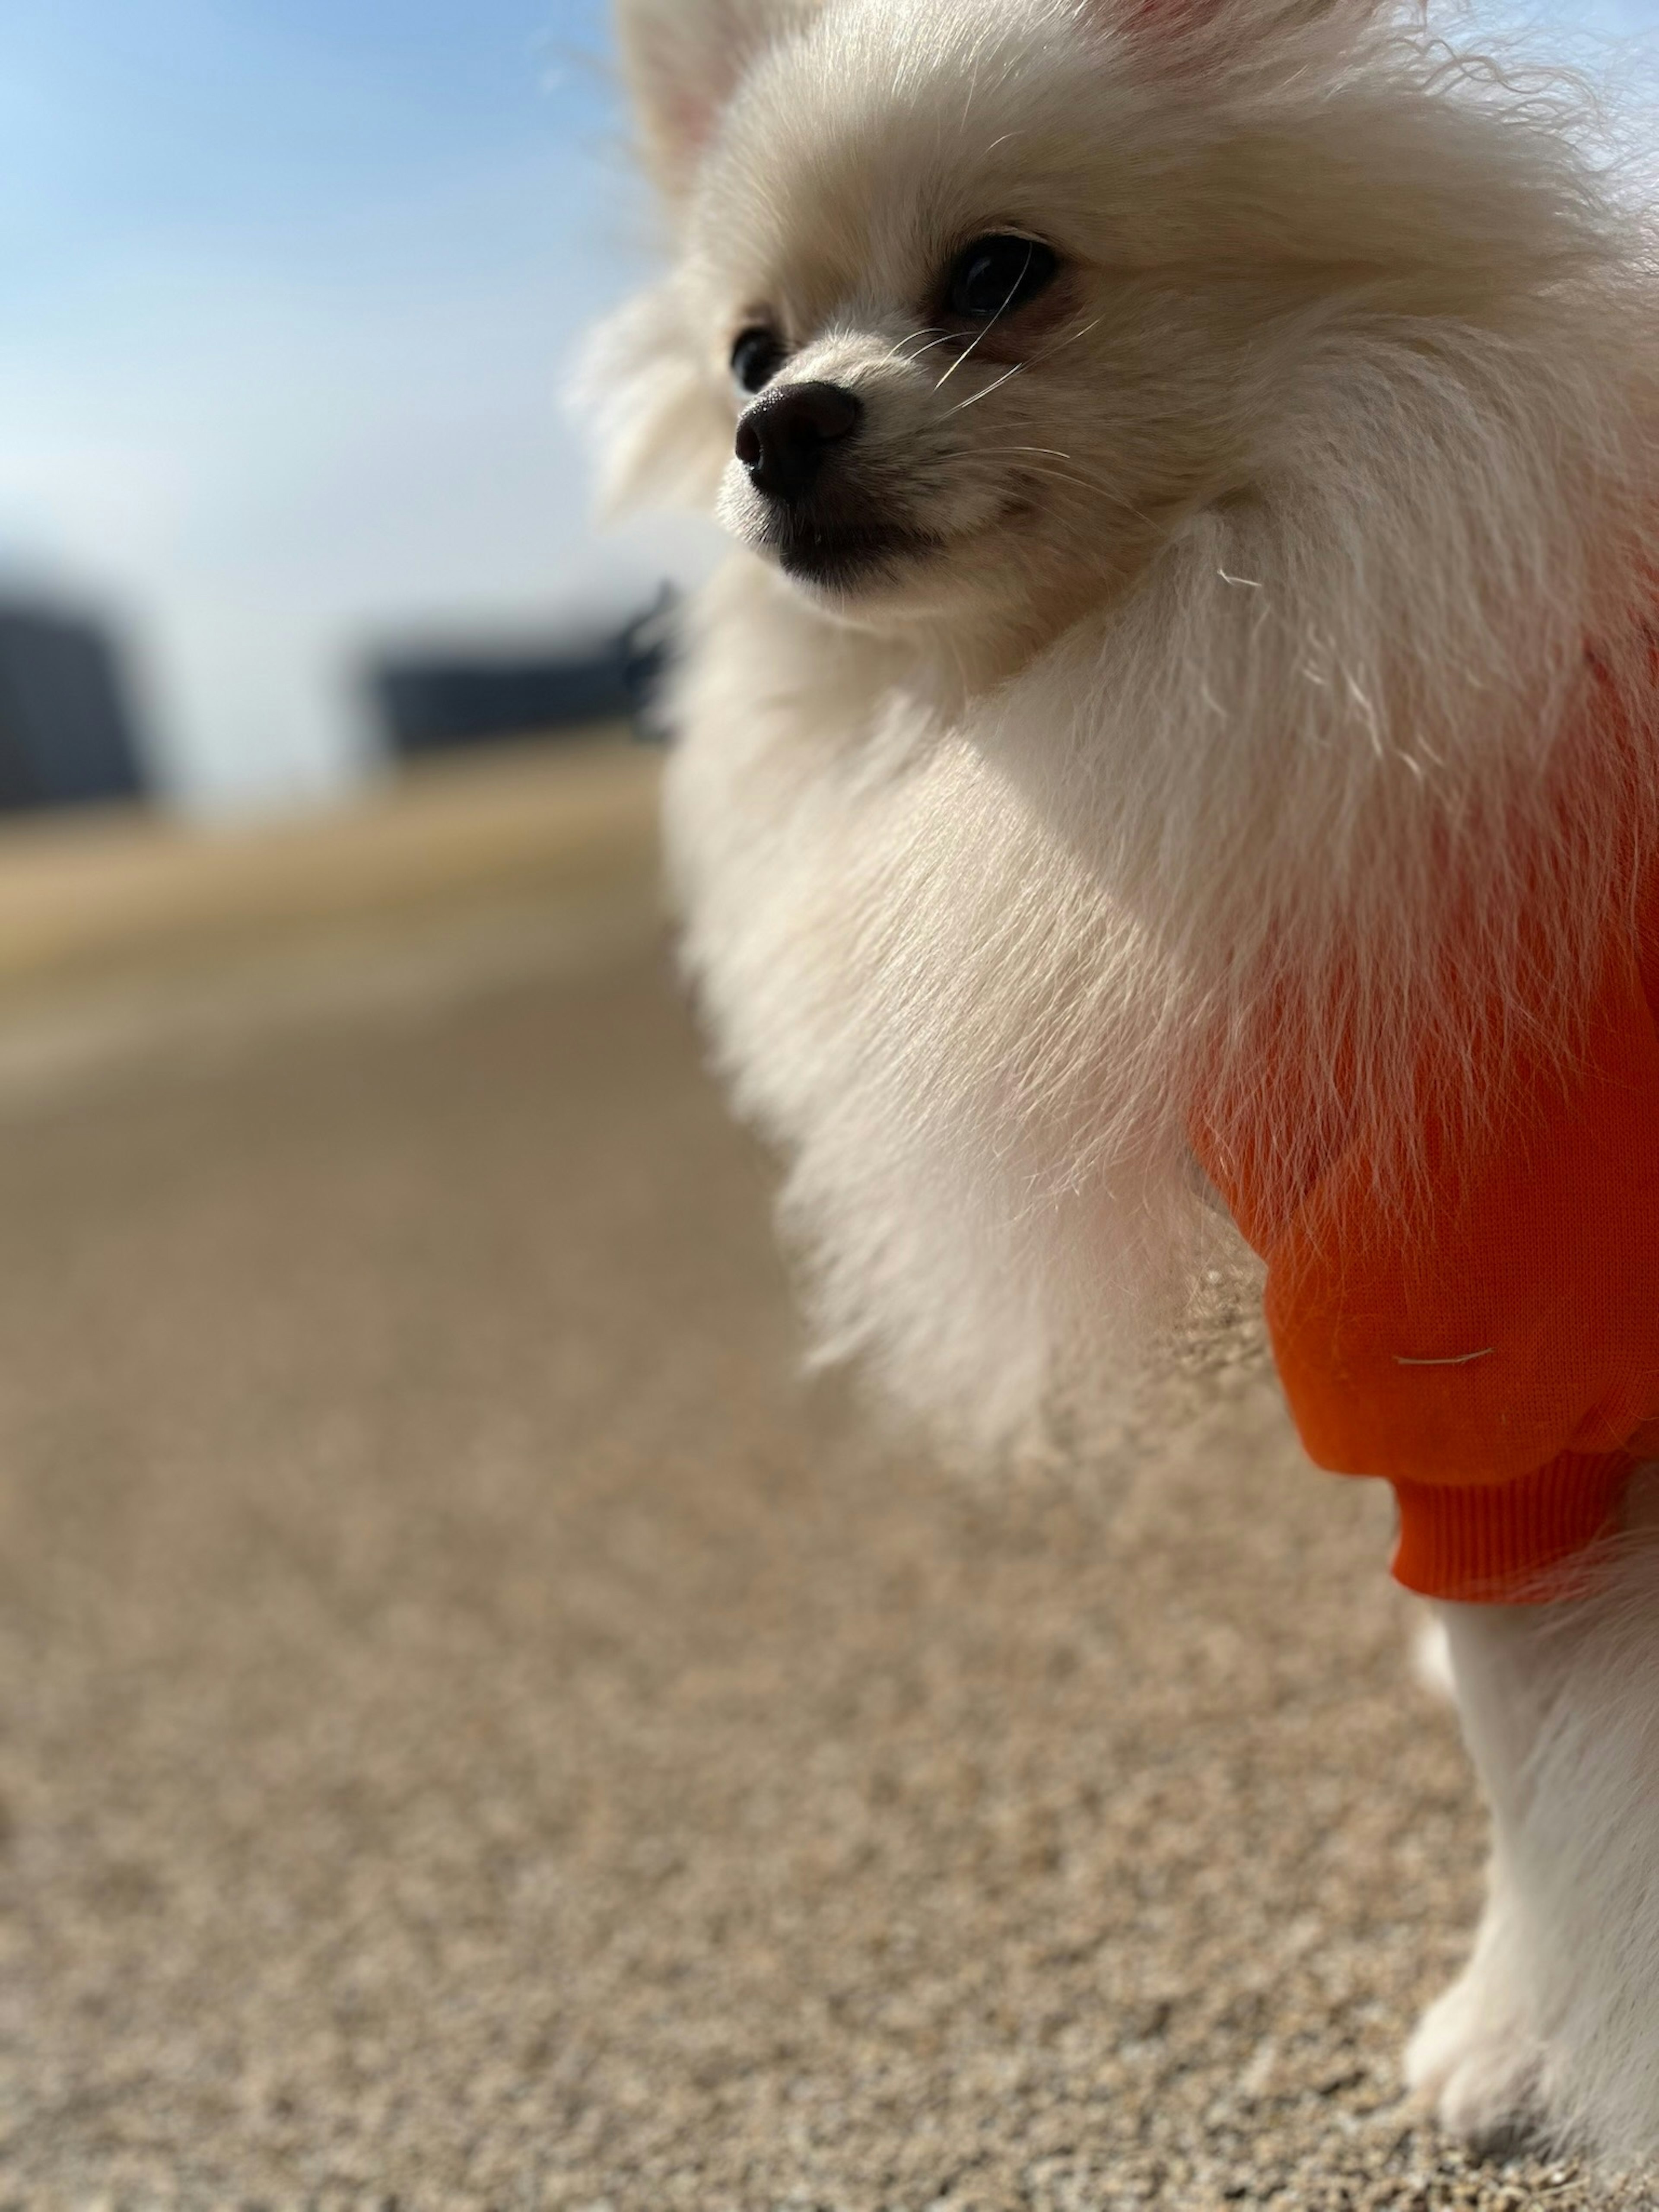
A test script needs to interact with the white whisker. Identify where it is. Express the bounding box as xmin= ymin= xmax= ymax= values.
xmin=934 ymin=314 xmax=1005 ymax=391
xmin=946 ymin=359 xmax=1026 ymax=413
xmin=935 ymin=244 xmax=1042 ymax=390
xmin=944 ymin=316 xmax=1105 ymax=415
xmin=974 ymin=445 xmax=1157 ymax=524
xmin=881 ymin=327 xmax=958 ymax=372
